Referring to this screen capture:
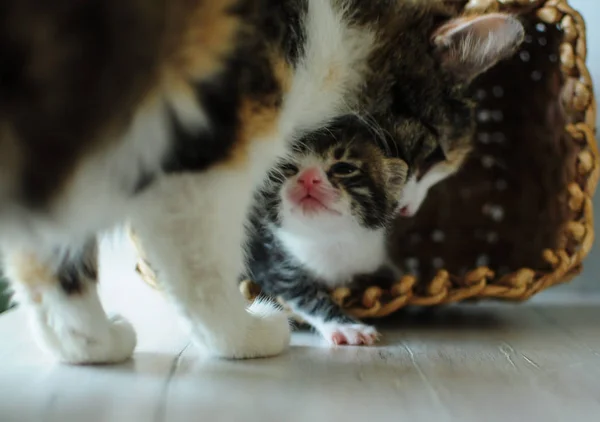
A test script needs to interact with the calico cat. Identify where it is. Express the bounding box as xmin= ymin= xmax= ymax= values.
xmin=244 ymin=116 xmax=407 ymax=345
xmin=0 ymin=0 xmax=523 ymax=363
